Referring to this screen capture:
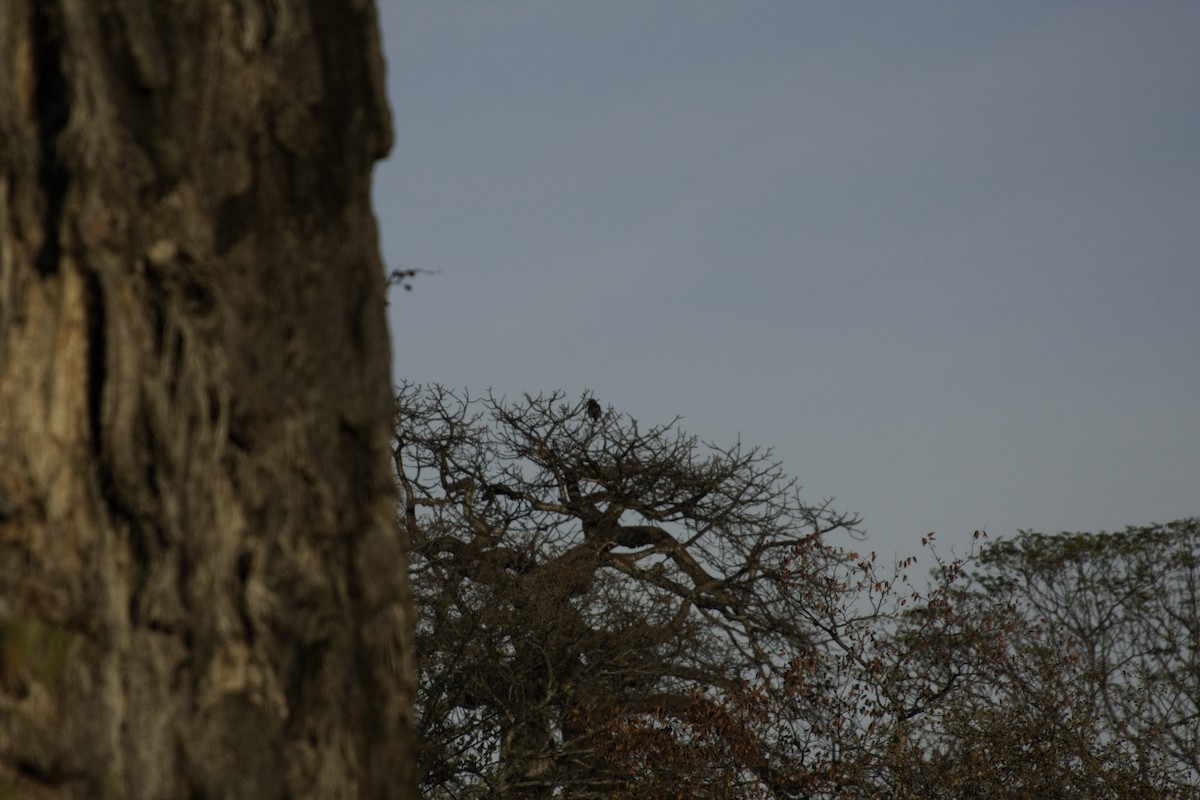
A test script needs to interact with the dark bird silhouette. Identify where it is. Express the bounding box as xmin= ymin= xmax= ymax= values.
xmin=586 ymin=398 xmax=602 ymax=421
